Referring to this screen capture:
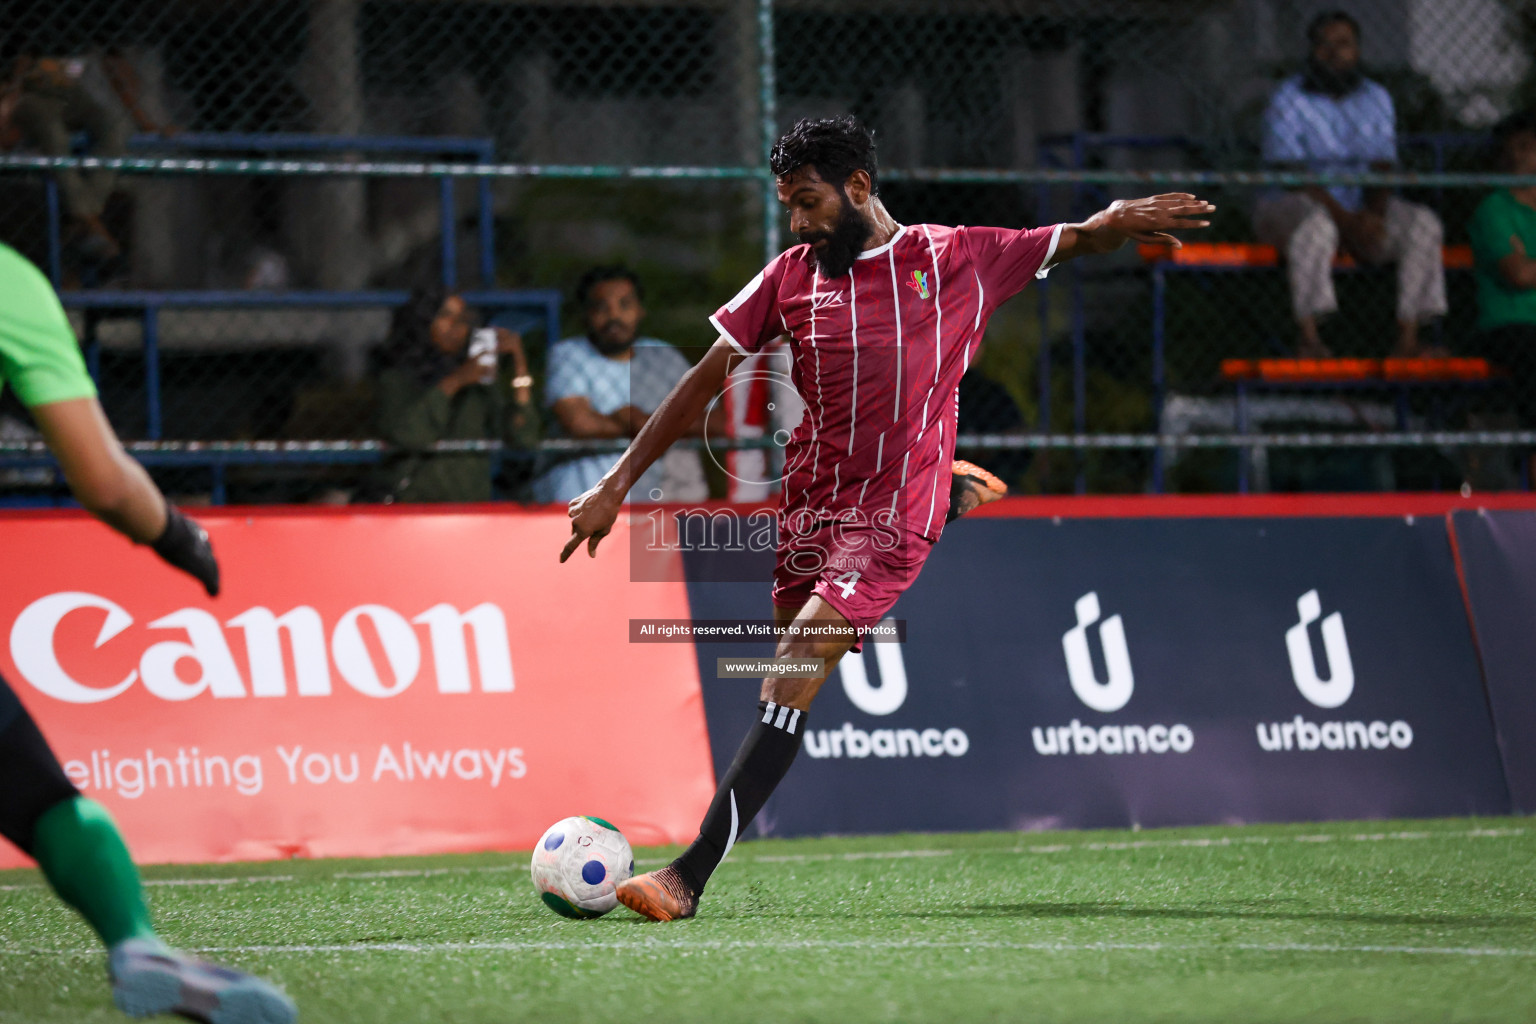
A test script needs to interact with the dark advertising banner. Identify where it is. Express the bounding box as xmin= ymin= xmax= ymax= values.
xmin=1451 ymin=509 xmax=1536 ymax=814
xmin=684 ymin=516 xmax=1510 ymax=837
